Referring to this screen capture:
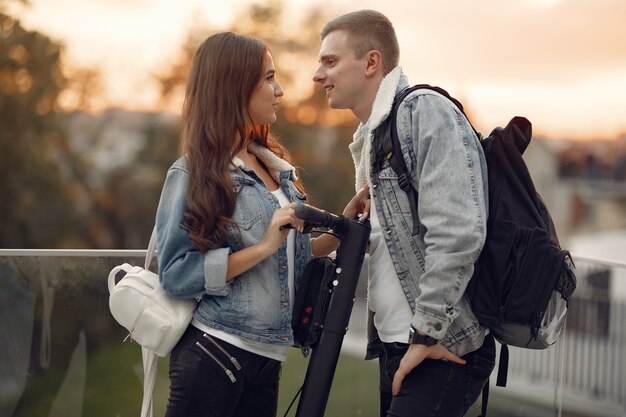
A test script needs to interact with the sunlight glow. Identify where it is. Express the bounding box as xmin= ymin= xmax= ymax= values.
xmin=7 ymin=0 xmax=626 ymax=140
xmin=529 ymin=0 xmax=564 ymax=8
xmin=466 ymin=69 xmax=626 ymax=140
